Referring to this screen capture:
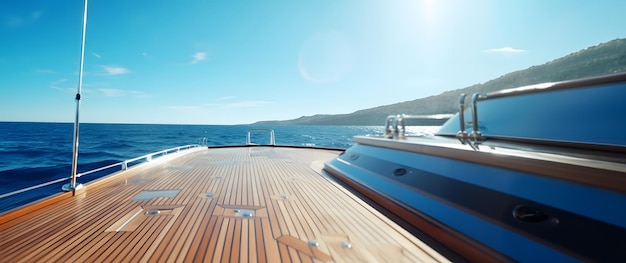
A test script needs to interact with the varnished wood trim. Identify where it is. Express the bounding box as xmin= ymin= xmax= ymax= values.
xmin=354 ymin=136 xmax=626 ymax=193
xmin=0 ymin=192 xmax=73 ymax=231
xmin=324 ymin=164 xmax=512 ymax=263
